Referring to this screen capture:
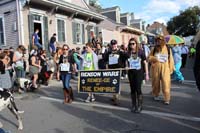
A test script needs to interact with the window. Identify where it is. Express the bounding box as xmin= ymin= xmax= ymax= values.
xmin=72 ymin=22 xmax=85 ymax=44
xmin=0 ymin=17 xmax=5 ymax=46
xmin=33 ymin=15 xmax=41 ymax=21
xmin=57 ymin=19 xmax=65 ymax=42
